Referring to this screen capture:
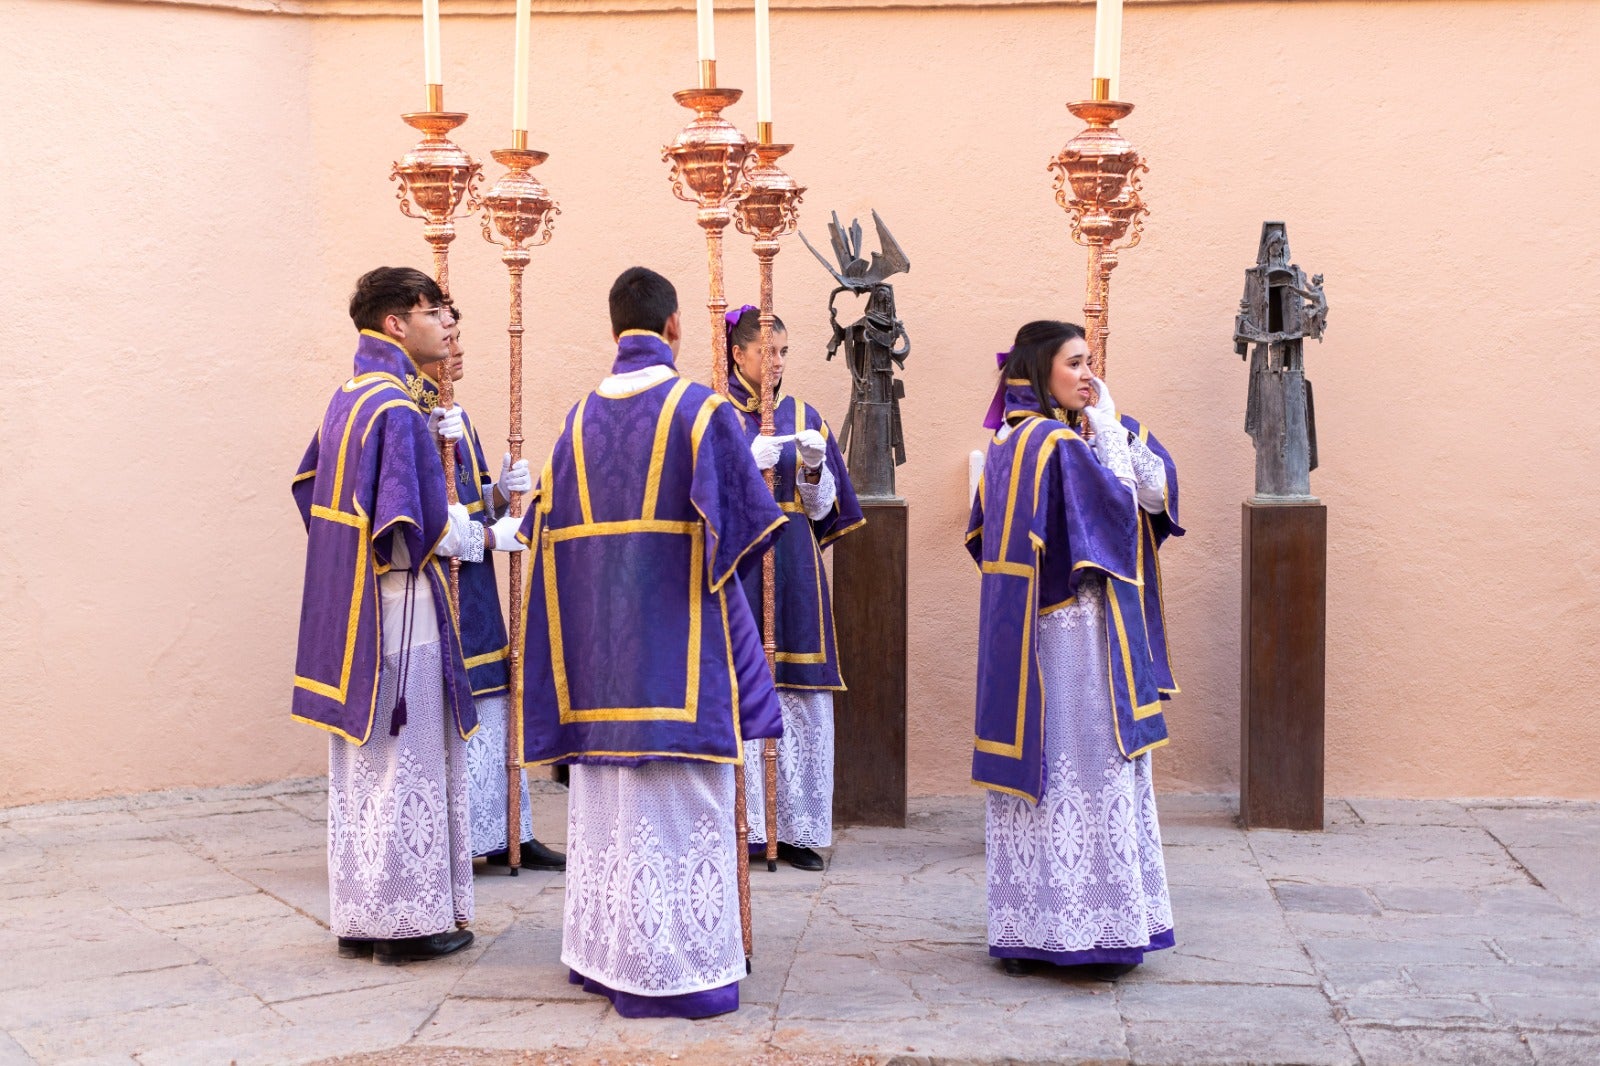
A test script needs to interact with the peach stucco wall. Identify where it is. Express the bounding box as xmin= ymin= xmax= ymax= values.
xmin=5 ymin=0 xmax=1598 ymax=806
